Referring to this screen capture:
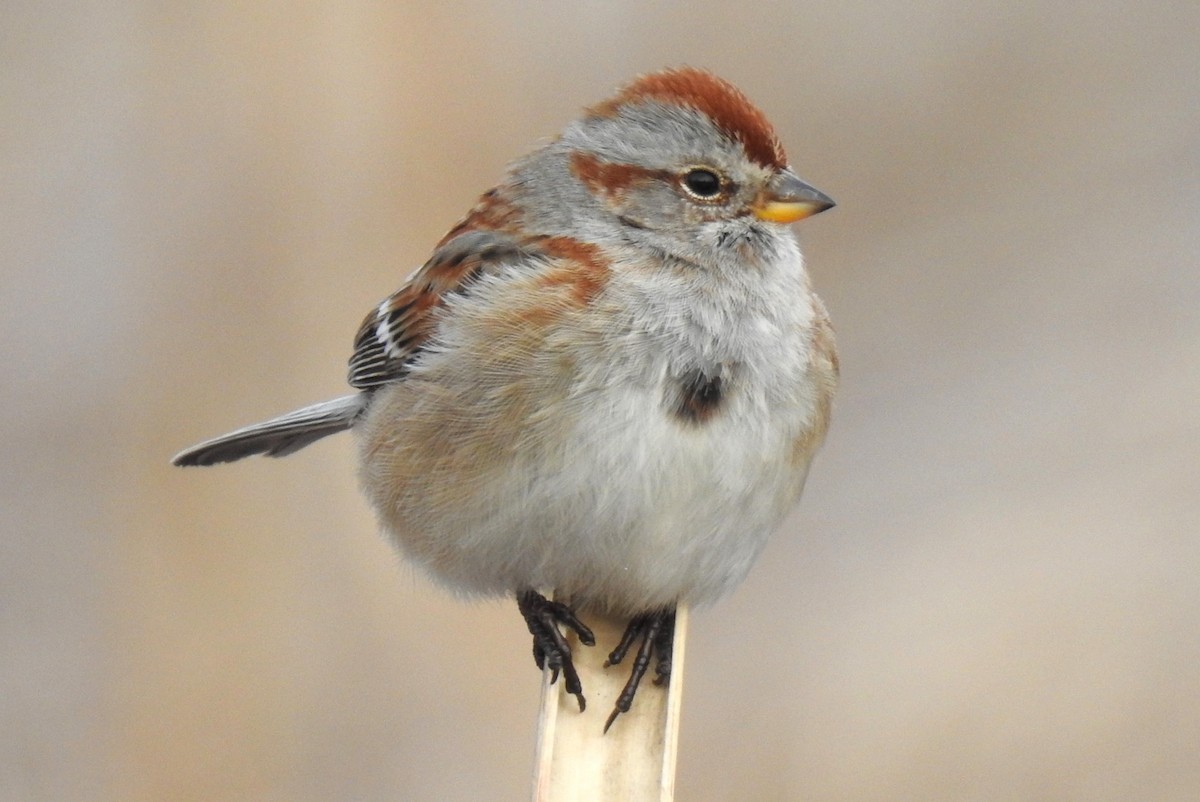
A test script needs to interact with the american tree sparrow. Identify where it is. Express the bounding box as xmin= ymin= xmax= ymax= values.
xmin=174 ymin=68 xmax=838 ymax=729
